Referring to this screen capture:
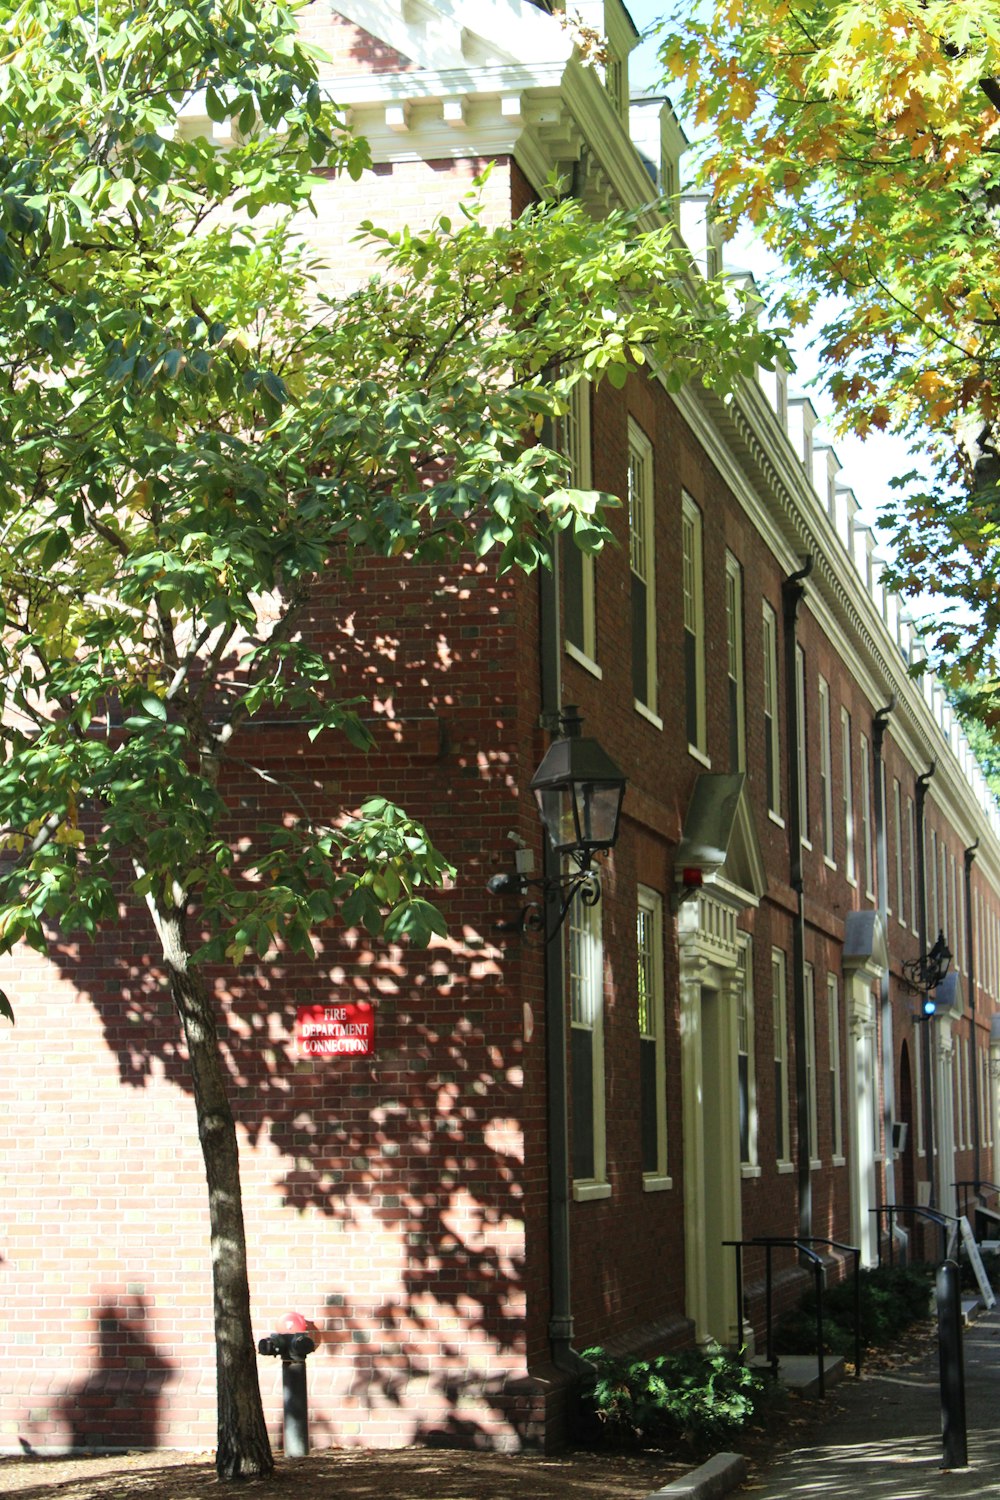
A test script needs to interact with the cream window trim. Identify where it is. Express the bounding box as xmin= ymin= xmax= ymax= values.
xmin=682 ymin=492 xmax=707 ymax=757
